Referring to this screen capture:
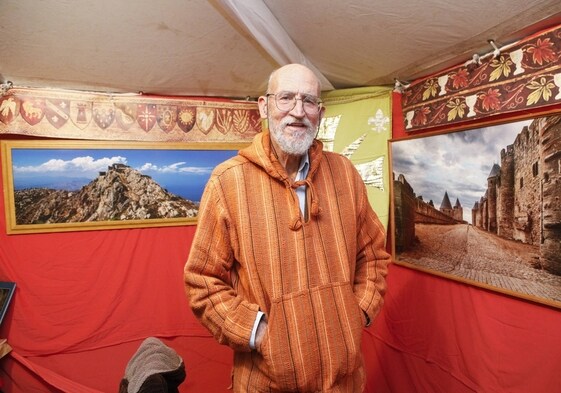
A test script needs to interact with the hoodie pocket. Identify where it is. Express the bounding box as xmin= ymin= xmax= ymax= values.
xmin=260 ymin=281 xmax=363 ymax=392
